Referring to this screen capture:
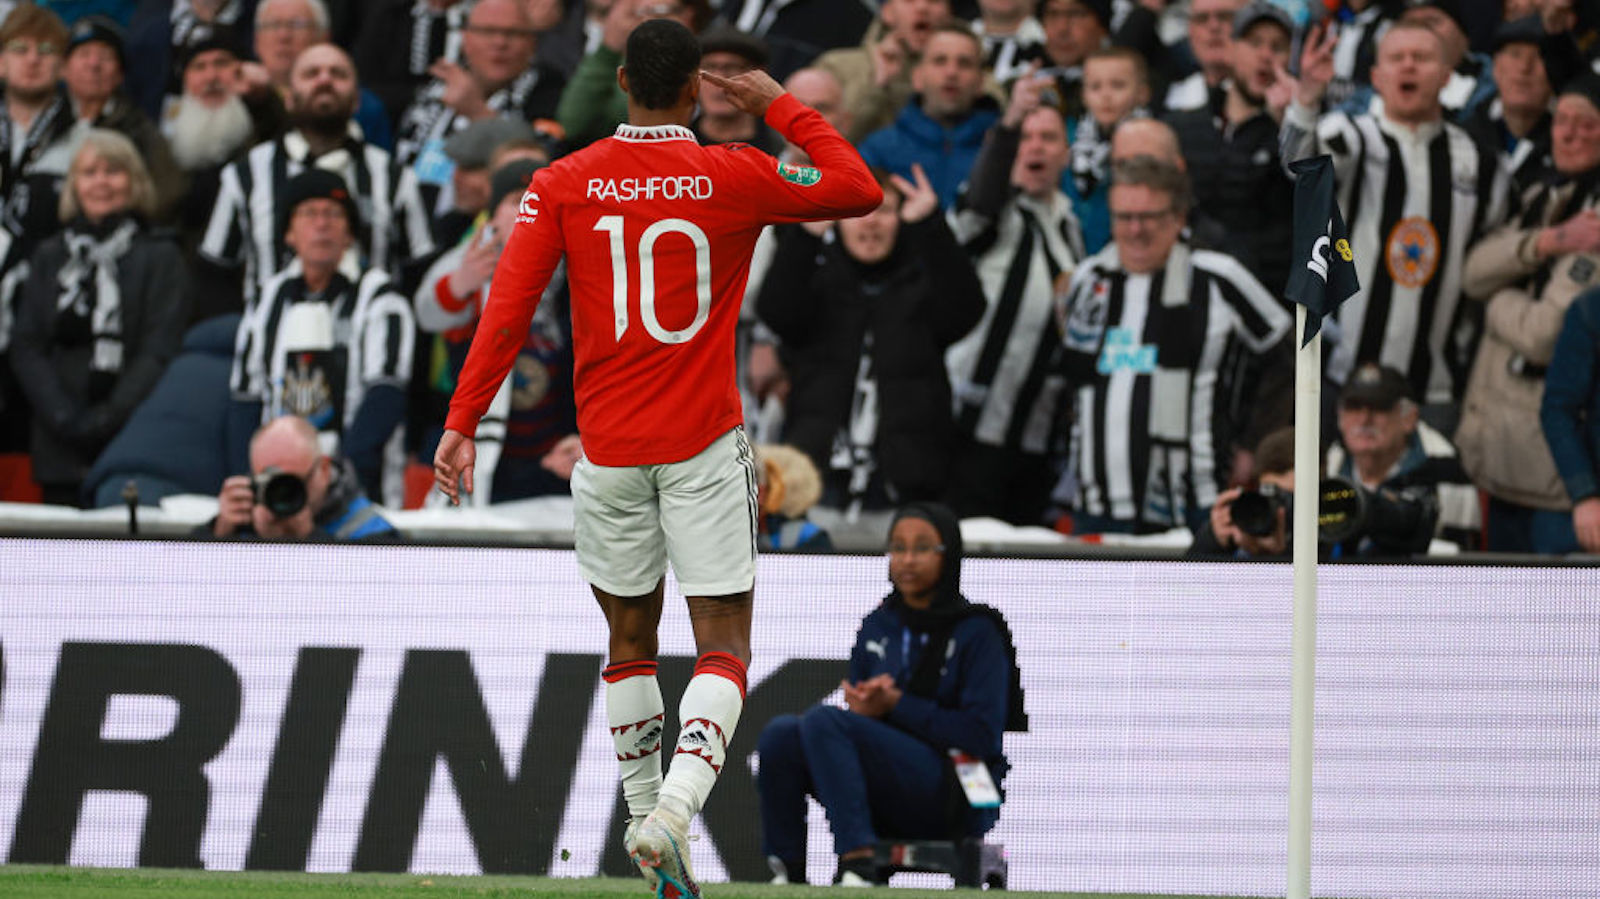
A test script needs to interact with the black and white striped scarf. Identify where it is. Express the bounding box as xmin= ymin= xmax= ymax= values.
xmin=394 ymin=66 xmax=543 ymax=166
xmin=170 ymin=0 xmax=245 ymax=47
xmin=1069 ymin=109 xmax=1147 ymax=198
xmin=55 ymin=217 xmax=139 ymax=393
xmin=409 ymin=0 xmax=474 ymax=76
